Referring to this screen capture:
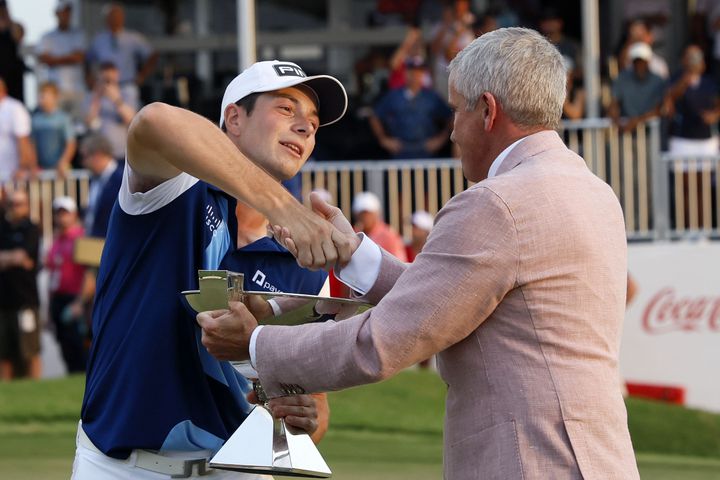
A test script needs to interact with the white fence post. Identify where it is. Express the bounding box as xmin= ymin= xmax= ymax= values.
xmin=649 ymin=119 xmax=669 ymax=240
